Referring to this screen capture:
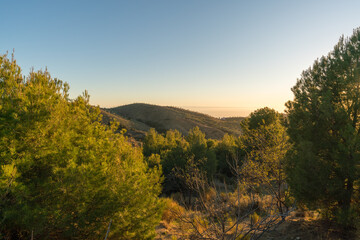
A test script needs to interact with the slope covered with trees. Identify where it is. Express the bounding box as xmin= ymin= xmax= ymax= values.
xmin=105 ymin=103 xmax=244 ymax=140
xmin=100 ymin=109 xmax=149 ymax=140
